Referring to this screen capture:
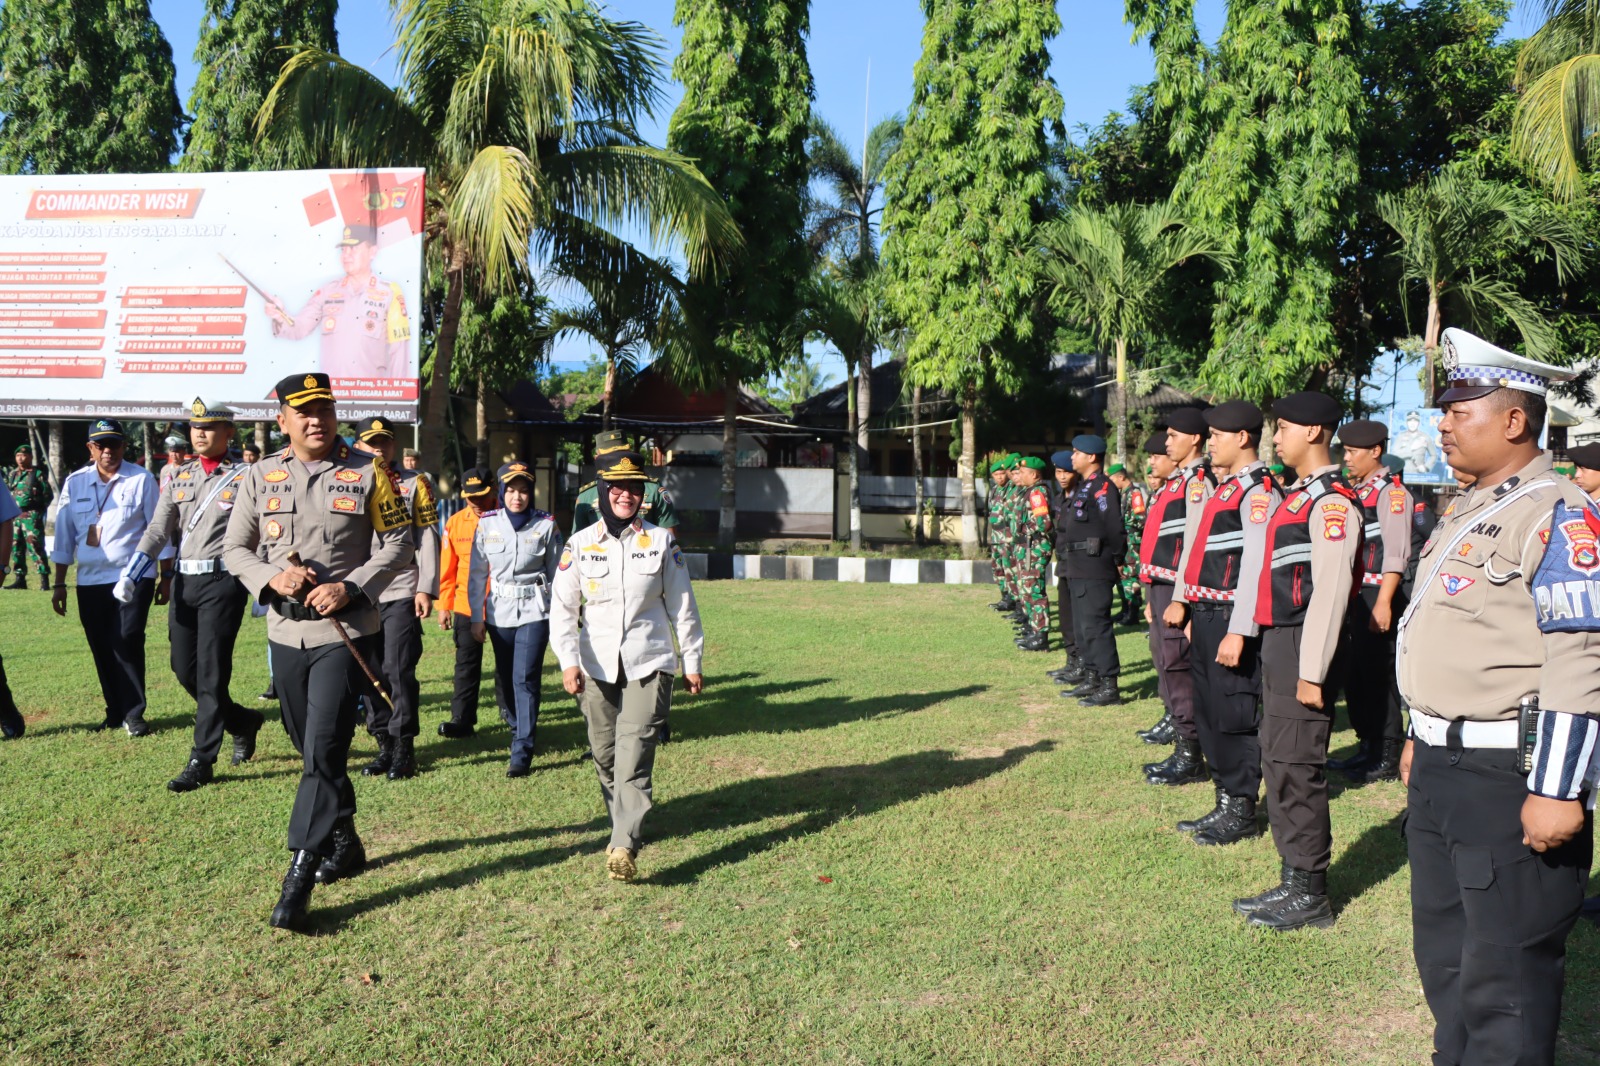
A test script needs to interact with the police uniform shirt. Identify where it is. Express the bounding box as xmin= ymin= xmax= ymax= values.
xmin=1399 ymin=453 xmax=1600 ymax=797
xmin=370 ymin=463 xmax=441 ymax=603
xmin=467 ymin=507 xmax=564 ymax=627
xmin=222 ymin=446 xmax=414 ymax=648
xmin=1057 ymin=472 xmax=1124 ymax=580
xmin=549 ymin=519 xmax=704 ymax=683
xmin=1173 ymin=460 xmax=1282 ymax=637
xmin=1255 ymin=464 xmax=1360 ymax=684
xmin=51 ymin=460 xmax=166 ymax=585
xmin=1353 ymin=469 xmax=1414 ymax=584
xmin=0 ymin=483 xmax=20 ymax=525
xmin=272 ymin=275 xmax=411 ymax=379
xmin=134 ymin=457 xmax=249 ymax=563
